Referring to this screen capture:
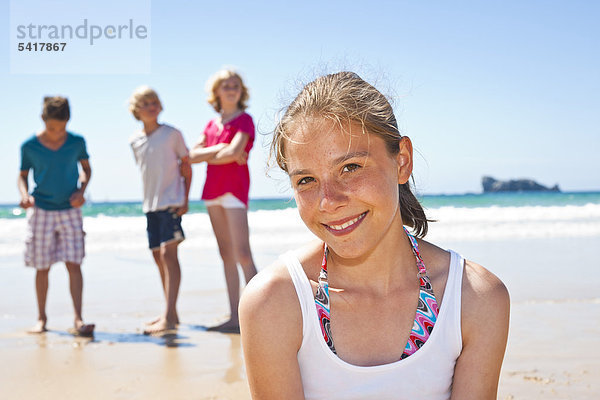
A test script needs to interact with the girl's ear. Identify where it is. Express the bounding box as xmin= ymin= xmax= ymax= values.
xmin=396 ymin=136 xmax=413 ymax=185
